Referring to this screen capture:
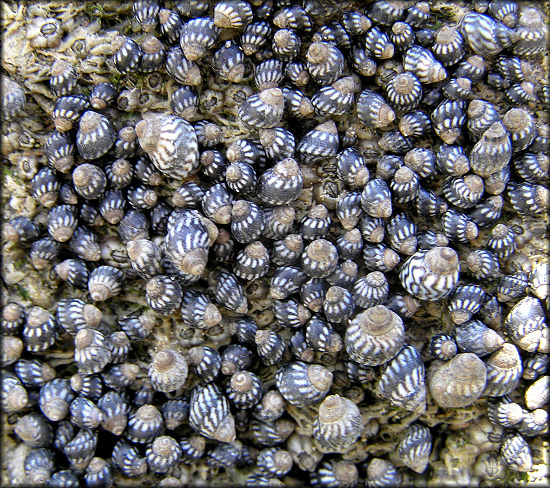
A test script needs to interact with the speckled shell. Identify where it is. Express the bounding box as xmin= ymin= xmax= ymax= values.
xmin=296 ymin=120 xmax=339 ymax=164
xmin=306 ymin=41 xmax=344 ymax=85
xmin=522 ymin=353 xmax=548 ymax=381
xmin=399 ymin=247 xmax=460 ymax=301
xmin=97 ymin=390 xmax=129 ymax=435
xmin=257 ymin=158 xmax=303 ymax=205
xmin=164 ymin=213 xmax=210 ymax=279
xmin=126 ymin=404 xmax=164 ymax=444
xmin=179 ymin=17 xmax=220 ymax=61
xmin=215 ymin=270 xmax=248 ymax=314
xmin=69 ymin=396 xmax=103 ymax=430
xmin=165 ymin=46 xmax=202 ymax=85
xmin=378 ymin=344 xmax=426 ymax=413
xmin=300 ymin=204 xmax=332 ymax=241
xmin=513 ymin=6 xmax=546 ymax=57
xmin=189 ymin=383 xmax=236 ymax=443
xmin=56 ymin=298 xmax=102 ymax=336
xmin=2 ymin=75 xmax=26 ymax=121
xmin=22 ymin=307 xmax=58 ymax=353
xmin=507 ymin=182 xmax=549 ymax=216
xmin=259 ymin=127 xmax=296 ymax=162
xmin=14 ymin=413 xmax=54 ymax=448
xmin=76 ymin=111 xmax=115 ymax=160
xmin=214 ymin=0 xmax=253 ymax=28
xmin=241 ymin=21 xmax=272 ymax=55
xmin=112 ymin=441 xmax=147 ymax=477
xmin=74 ymin=328 xmax=111 ymax=375
xmin=416 ymin=189 xmax=448 ymax=218
xmin=234 ymin=241 xmax=270 ymax=281
xmin=136 ymin=114 xmax=199 ymax=180
xmin=313 ymin=395 xmax=362 ymax=453
xmin=231 ymin=200 xmax=265 ymax=243
xmin=256 ymin=329 xmax=285 ymax=365
xmin=64 ymin=428 xmax=97 ymax=468
xmin=361 ymin=178 xmax=392 ymax=218
xmin=146 ymin=435 xmax=182 ymax=473
xmin=397 ymin=423 xmax=432 ymax=473
xmin=226 ymin=370 xmax=263 ymax=409
xmin=427 ymin=353 xmax=487 ymax=408
xmin=345 ymin=305 xmax=404 ymax=366
xmin=88 ymin=265 xmax=124 ymax=301
xmin=488 ymin=395 xmax=525 ymax=429
xmin=262 ymin=206 xmax=295 ymax=240
xmin=429 ymin=334 xmax=457 ymax=361
xmin=187 ymin=346 xmax=221 ymax=383
xmin=24 ymin=447 xmax=55 ymax=485
xmin=1 ymin=371 xmax=29 ymax=413
xmin=447 ymin=284 xmax=486 ymax=324
xmin=352 ymin=272 xmax=389 ymax=309
xmin=312 ymin=76 xmax=356 ymax=117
